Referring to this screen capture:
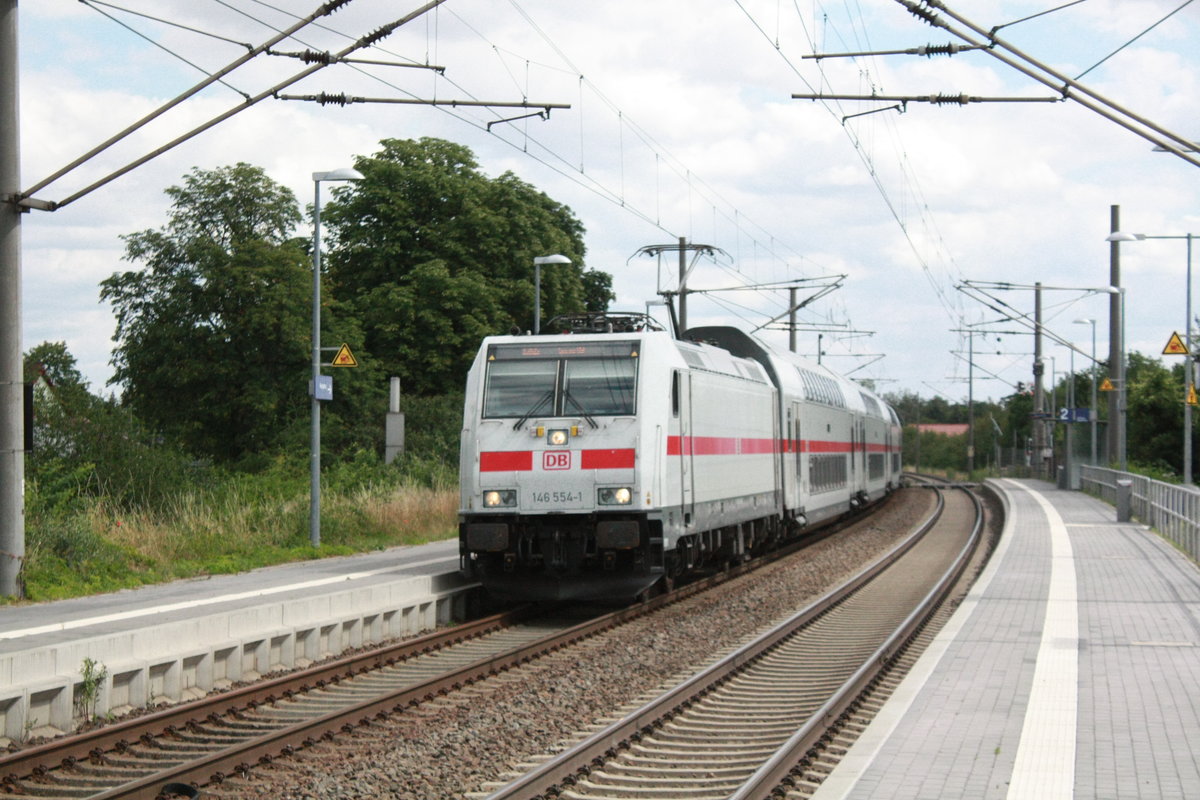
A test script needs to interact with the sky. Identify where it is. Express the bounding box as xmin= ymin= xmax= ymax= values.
xmin=14 ymin=0 xmax=1200 ymax=408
